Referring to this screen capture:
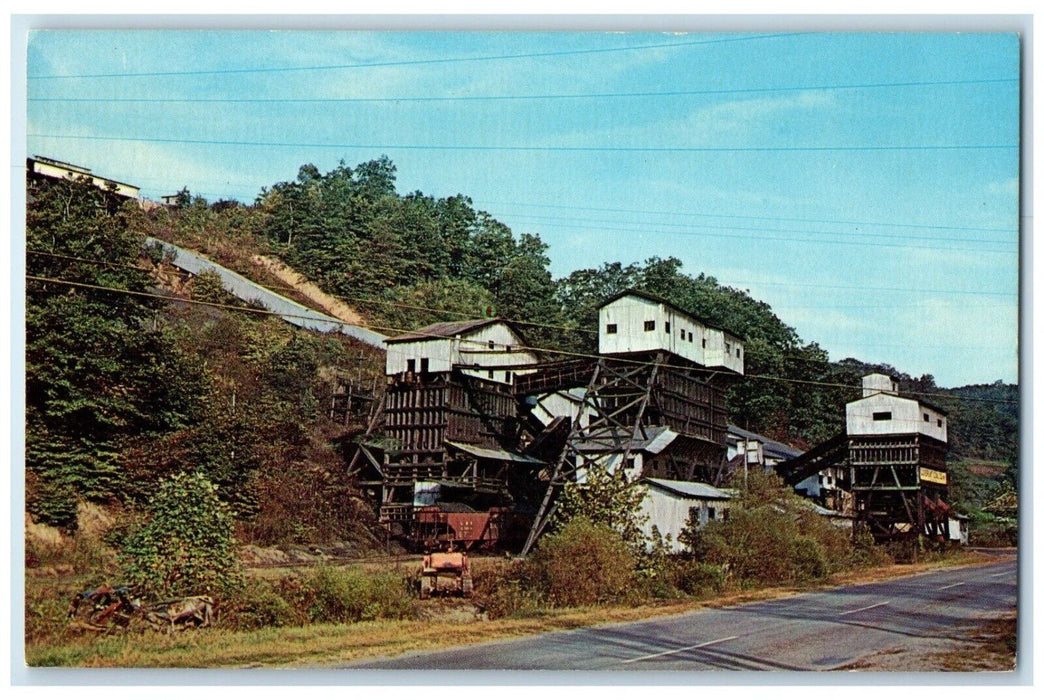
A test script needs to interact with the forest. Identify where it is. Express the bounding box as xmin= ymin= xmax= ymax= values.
xmin=25 ymin=156 xmax=1019 ymax=541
